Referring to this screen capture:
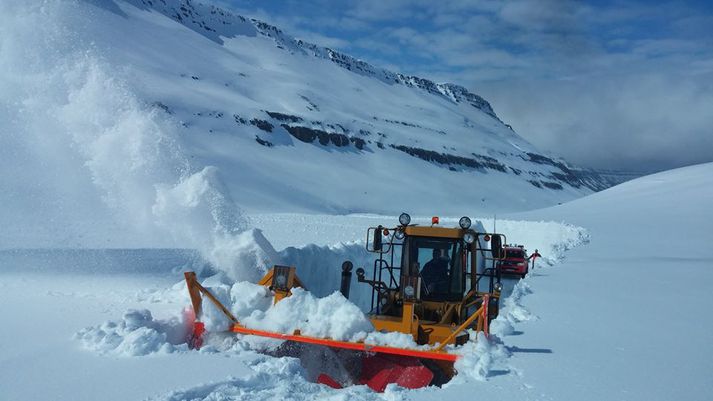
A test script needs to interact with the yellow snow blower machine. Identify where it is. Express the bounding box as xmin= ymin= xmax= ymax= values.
xmin=184 ymin=213 xmax=506 ymax=391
